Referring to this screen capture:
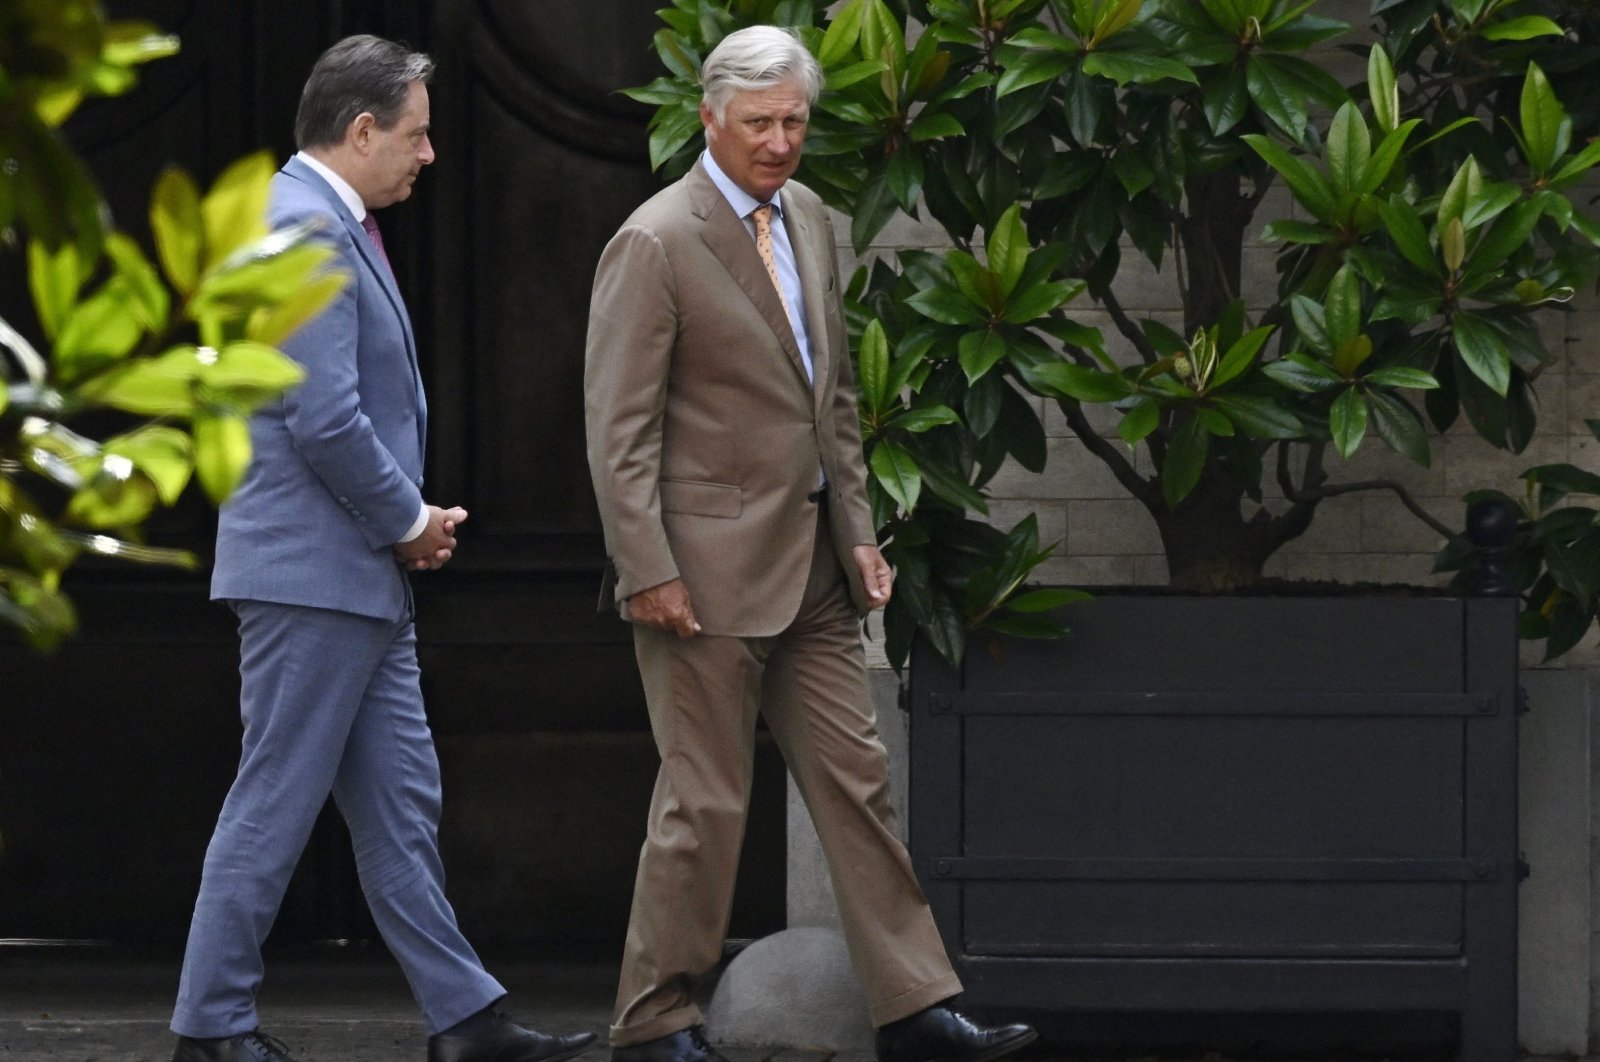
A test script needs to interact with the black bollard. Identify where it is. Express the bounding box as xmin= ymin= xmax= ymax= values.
xmin=1466 ymin=497 xmax=1519 ymax=597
